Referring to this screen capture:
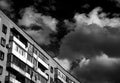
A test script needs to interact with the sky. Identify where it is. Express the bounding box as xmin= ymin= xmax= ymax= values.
xmin=1 ymin=0 xmax=120 ymax=83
